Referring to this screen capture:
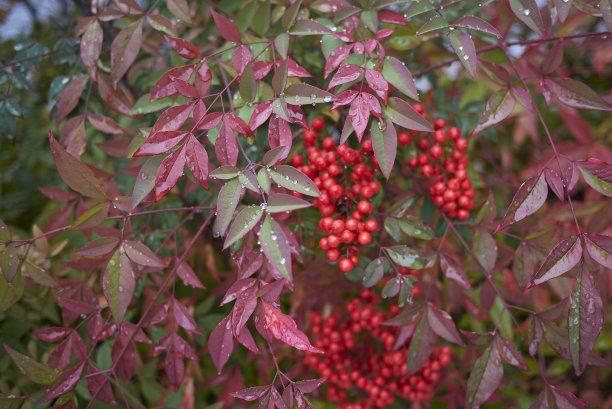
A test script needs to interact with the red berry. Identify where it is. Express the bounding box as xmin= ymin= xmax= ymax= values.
xmin=326 ymin=249 xmax=341 ymax=262
xmin=447 ymin=126 xmax=461 ymax=140
xmin=429 ymin=144 xmax=443 ymax=160
xmin=312 ymin=117 xmax=325 ymax=131
xmin=357 ymin=231 xmax=372 ymax=245
xmin=339 ymin=258 xmax=354 ymax=272
xmin=433 ymin=118 xmax=446 ymax=130
xmin=455 ymin=137 xmax=468 ymax=151
xmin=356 ymin=200 xmax=373 ymax=215
xmin=398 ymin=132 xmax=412 ymax=146
xmin=364 ymin=219 xmax=379 ymax=232
xmin=433 ymin=129 xmax=446 ymax=143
